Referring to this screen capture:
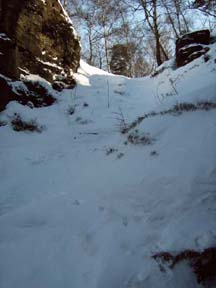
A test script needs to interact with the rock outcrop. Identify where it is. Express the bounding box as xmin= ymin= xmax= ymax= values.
xmin=0 ymin=74 xmax=56 ymax=112
xmin=0 ymin=0 xmax=80 ymax=82
xmin=176 ymin=30 xmax=210 ymax=67
xmin=0 ymin=0 xmax=81 ymax=111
